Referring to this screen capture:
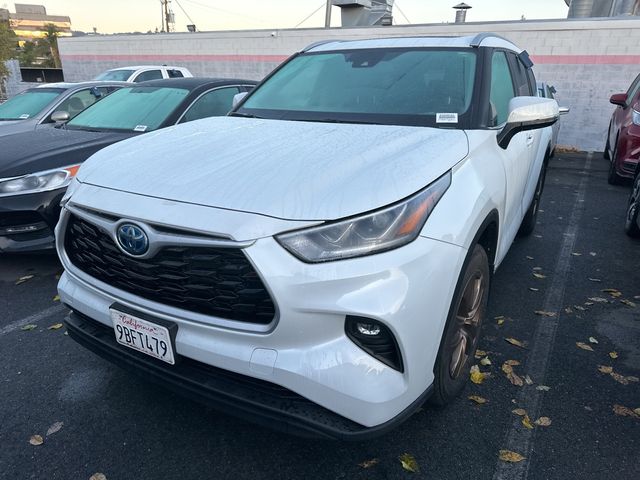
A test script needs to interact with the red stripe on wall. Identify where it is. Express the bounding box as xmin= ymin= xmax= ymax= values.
xmin=531 ymin=54 xmax=640 ymax=65
xmin=60 ymin=53 xmax=289 ymax=63
xmin=60 ymin=53 xmax=640 ymax=65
